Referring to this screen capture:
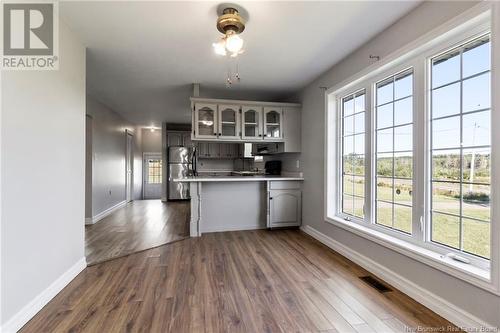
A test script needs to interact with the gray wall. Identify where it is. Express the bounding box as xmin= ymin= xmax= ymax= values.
xmin=141 ymin=128 xmax=162 ymax=153
xmin=299 ymin=1 xmax=500 ymax=327
xmin=1 ymin=21 xmax=86 ymax=326
xmin=86 ymin=96 xmax=143 ymax=217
